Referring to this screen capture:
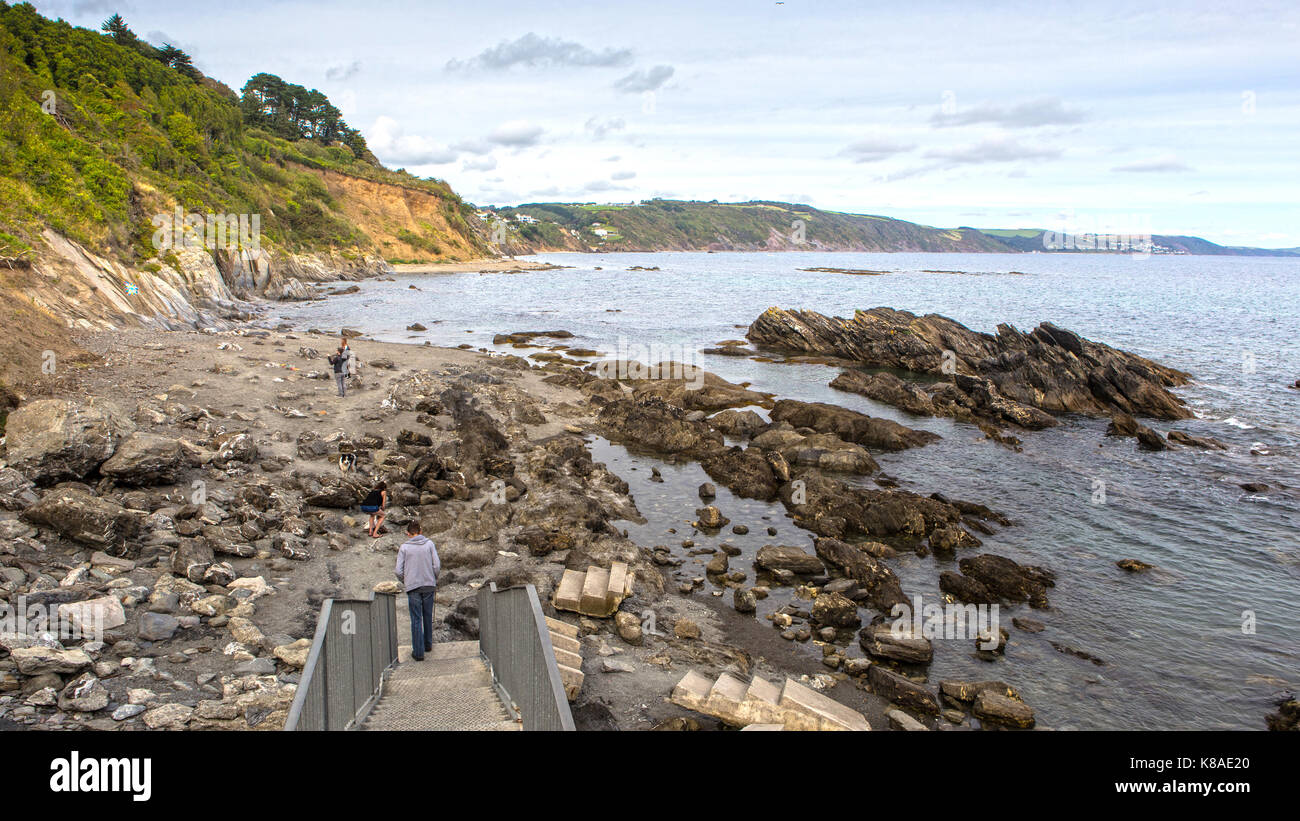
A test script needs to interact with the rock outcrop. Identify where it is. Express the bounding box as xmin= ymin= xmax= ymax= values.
xmin=748 ymin=307 xmax=1192 ymax=426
